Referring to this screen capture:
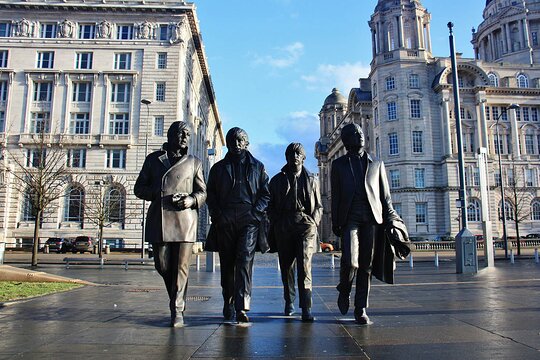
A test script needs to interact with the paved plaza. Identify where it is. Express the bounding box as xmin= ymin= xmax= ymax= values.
xmin=0 ymin=253 xmax=539 ymax=359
